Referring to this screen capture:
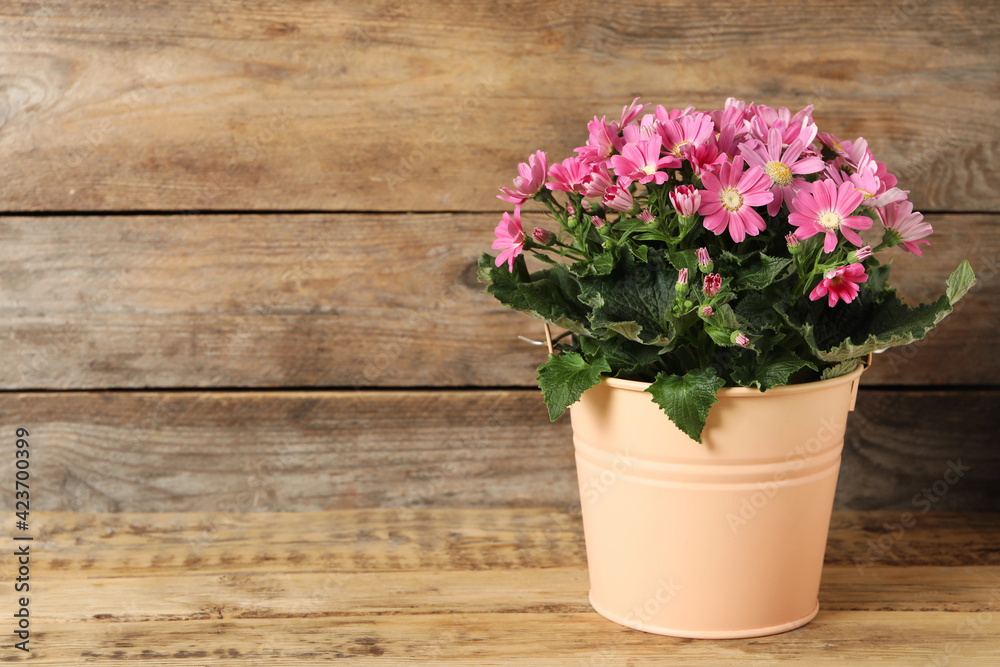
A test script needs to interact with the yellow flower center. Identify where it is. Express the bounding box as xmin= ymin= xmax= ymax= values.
xmin=833 ymin=141 xmax=844 ymax=153
xmin=818 ymin=211 xmax=841 ymax=229
xmin=721 ymin=188 xmax=744 ymax=212
xmin=642 ymin=163 xmax=656 ymax=175
xmin=672 ymin=140 xmax=693 ymax=157
xmin=855 ymin=187 xmax=874 ymax=200
xmin=765 ymin=161 xmax=793 ymax=186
